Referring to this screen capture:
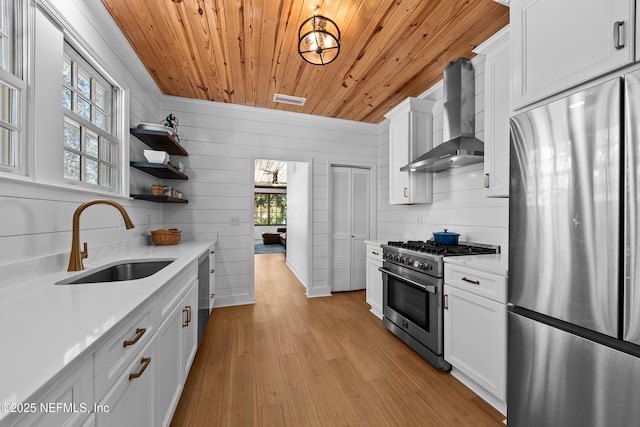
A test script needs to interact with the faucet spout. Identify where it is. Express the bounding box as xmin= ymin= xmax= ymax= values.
xmin=67 ymin=199 xmax=135 ymax=272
